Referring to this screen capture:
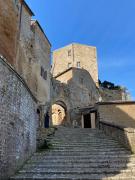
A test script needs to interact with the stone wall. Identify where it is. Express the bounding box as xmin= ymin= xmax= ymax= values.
xmin=73 ymin=44 xmax=98 ymax=85
xmin=0 ymin=57 xmax=38 ymax=180
xmin=31 ymin=21 xmax=51 ymax=104
xmin=97 ymin=102 xmax=135 ymax=128
xmin=52 ymin=44 xmax=73 ymax=76
xmin=99 ymin=87 xmax=131 ymax=101
xmin=97 ymin=102 xmax=135 ymax=153
xmin=99 ymin=121 xmax=135 ymax=153
xmin=55 ymin=68 xmax=100 ymax=109
xmin=70 ymin=68 xmax=100 ymax=108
